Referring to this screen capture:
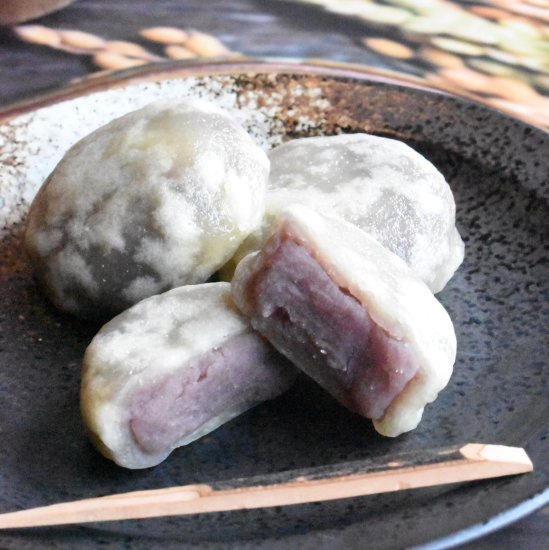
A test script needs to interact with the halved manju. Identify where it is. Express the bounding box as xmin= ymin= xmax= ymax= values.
xmin=82 ymin=282 xmax=296 ymax=469
xmin=232 ymin=205 xmax=456 ymax=437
